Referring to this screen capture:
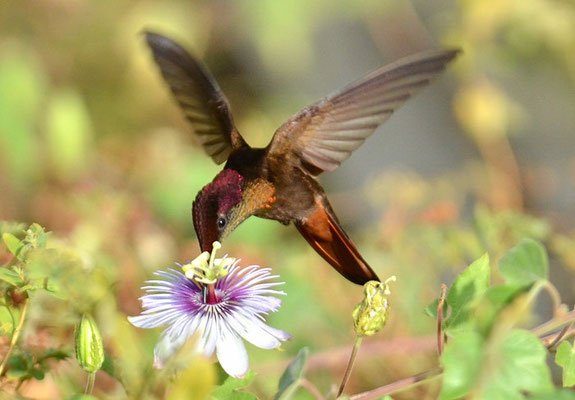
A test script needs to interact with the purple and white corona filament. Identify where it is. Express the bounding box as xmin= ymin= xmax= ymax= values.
xmin=129 ymin=247 xmax=290 ymax=378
